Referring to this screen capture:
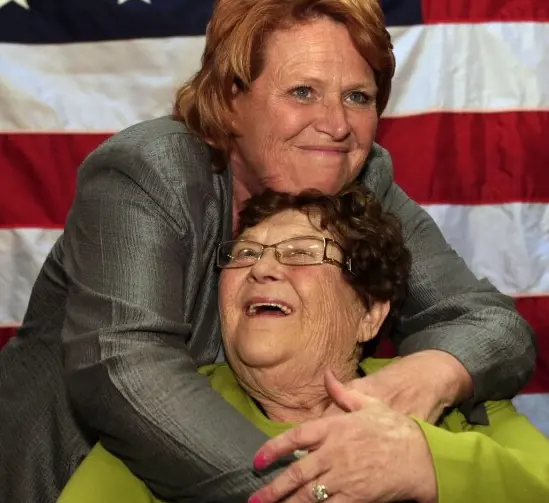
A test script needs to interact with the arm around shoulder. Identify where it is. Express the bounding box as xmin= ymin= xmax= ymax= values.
xmin=382 ymin=181 xmax=537 ymax=405
xmin=62 ymin=126 xmax=272 ymax=501
xmin=416 ymin=400 xmax=549 ymax=503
